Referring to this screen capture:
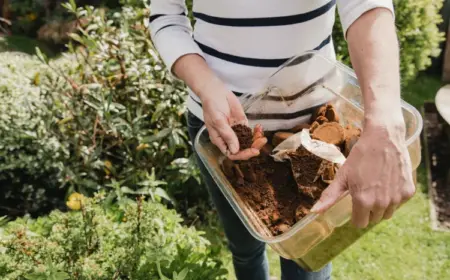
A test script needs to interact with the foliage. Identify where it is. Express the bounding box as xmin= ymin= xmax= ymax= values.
xmin=333 ymin=0 xmax=445 ymax=85
xmin=0 ymin=52 xmax=69 ymax=217
xmin=40 ymin=1 xmax=205 ymax=207
xmin=0 ymin=1 xmax=208 ymax=219
xmin=0 ymin=194 xmax=227 ymax=279
xmin=6 ymin=0 xmax=121 ymax=37
xmin=7 ymin=0 xmax=72 ymax=36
